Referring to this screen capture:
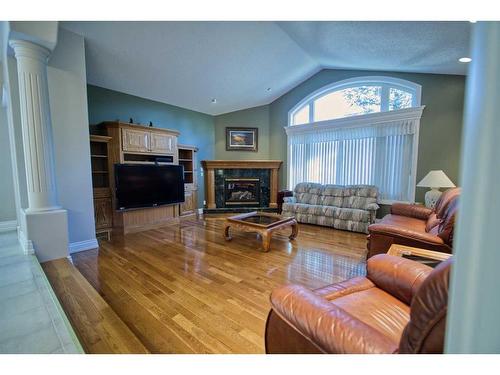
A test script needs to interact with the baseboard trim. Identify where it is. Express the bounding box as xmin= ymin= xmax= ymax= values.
xmin=69 ymin=239 xmax=99 ymax=254
xmin=0 ymin=220 xmax=18 ymax=232
xmin=18 ymin=228 xmax=35 ymax=255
